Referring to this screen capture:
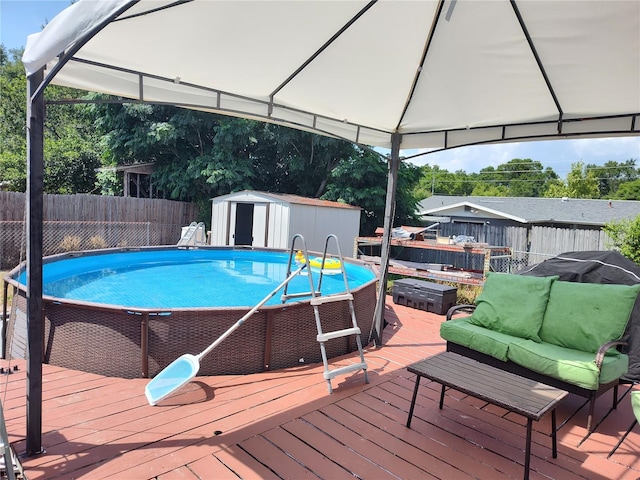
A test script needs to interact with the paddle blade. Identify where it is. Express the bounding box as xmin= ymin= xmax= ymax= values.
xmin=145 ymin=354 xmax=200 ymax=406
